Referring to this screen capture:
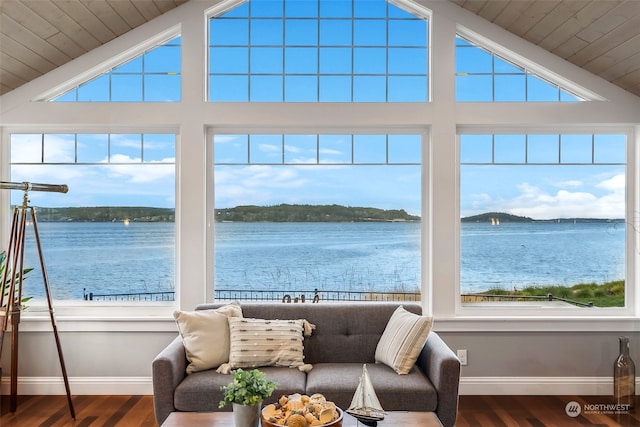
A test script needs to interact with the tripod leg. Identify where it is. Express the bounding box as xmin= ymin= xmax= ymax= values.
xmin=29 ymin=208 xmax=76 ymax=419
